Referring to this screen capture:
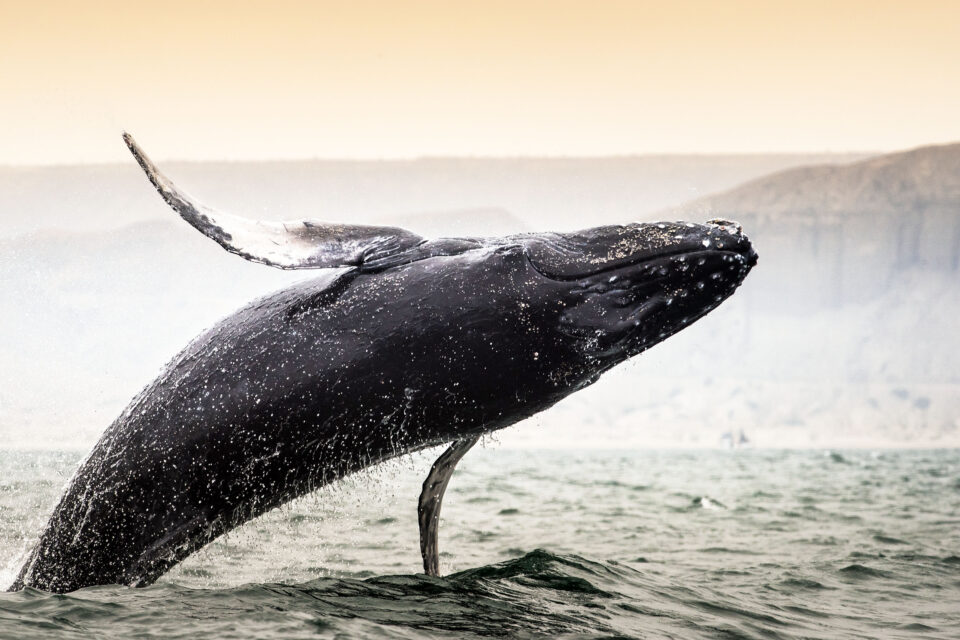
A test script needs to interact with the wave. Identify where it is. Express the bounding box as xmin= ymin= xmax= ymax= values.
xmin=10 ymin=547 xmax=939 ymax=639
xmin=4 ymin=449 xmax=959 ymax=639
xmin=0 ymin=549 xmax=805 ymax=639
